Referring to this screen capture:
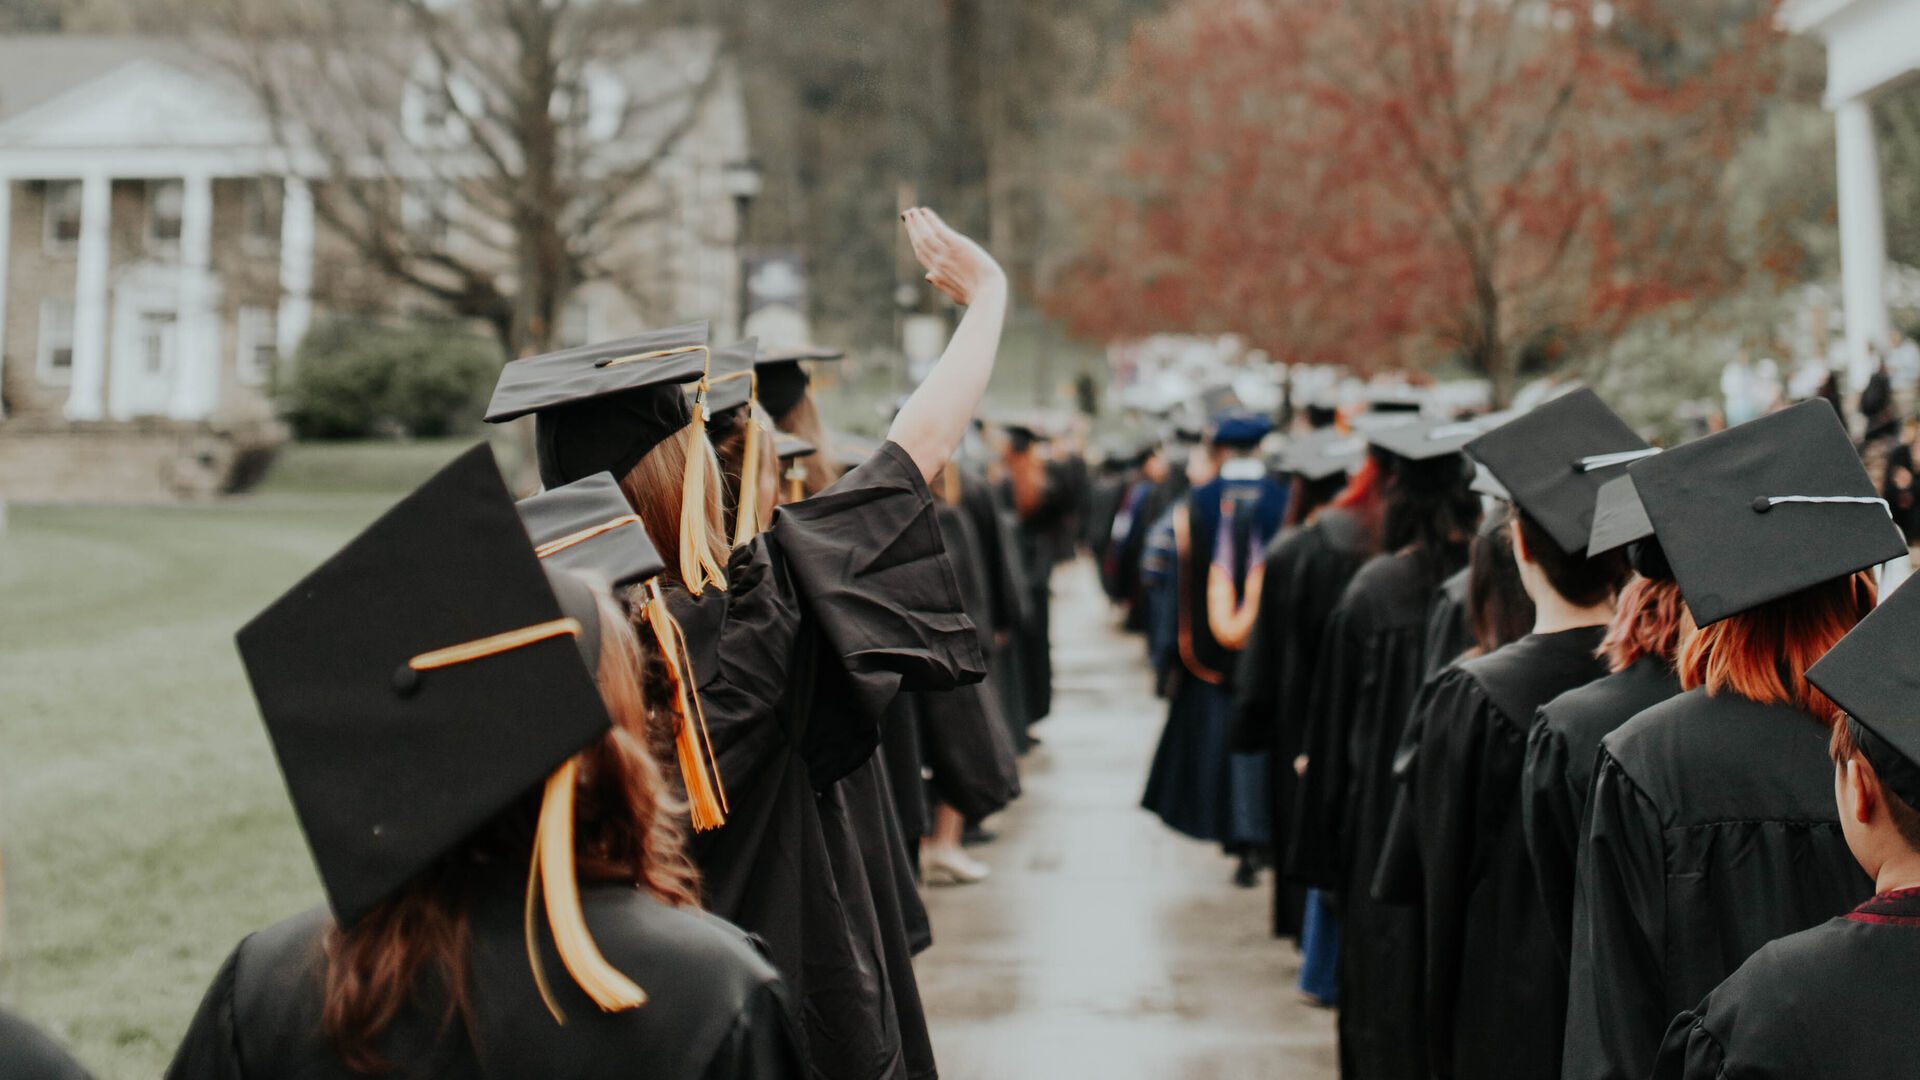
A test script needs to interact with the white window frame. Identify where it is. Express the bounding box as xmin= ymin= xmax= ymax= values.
xmin=235 ymin=305 xmax=278 ymax=386
xmin=146 ymin=179 xmax=184 ymax=254
xmin=37 ymin=296 xmax=74 ymax=384
xmin=43 ymin=180 xmax=81 ymax=255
